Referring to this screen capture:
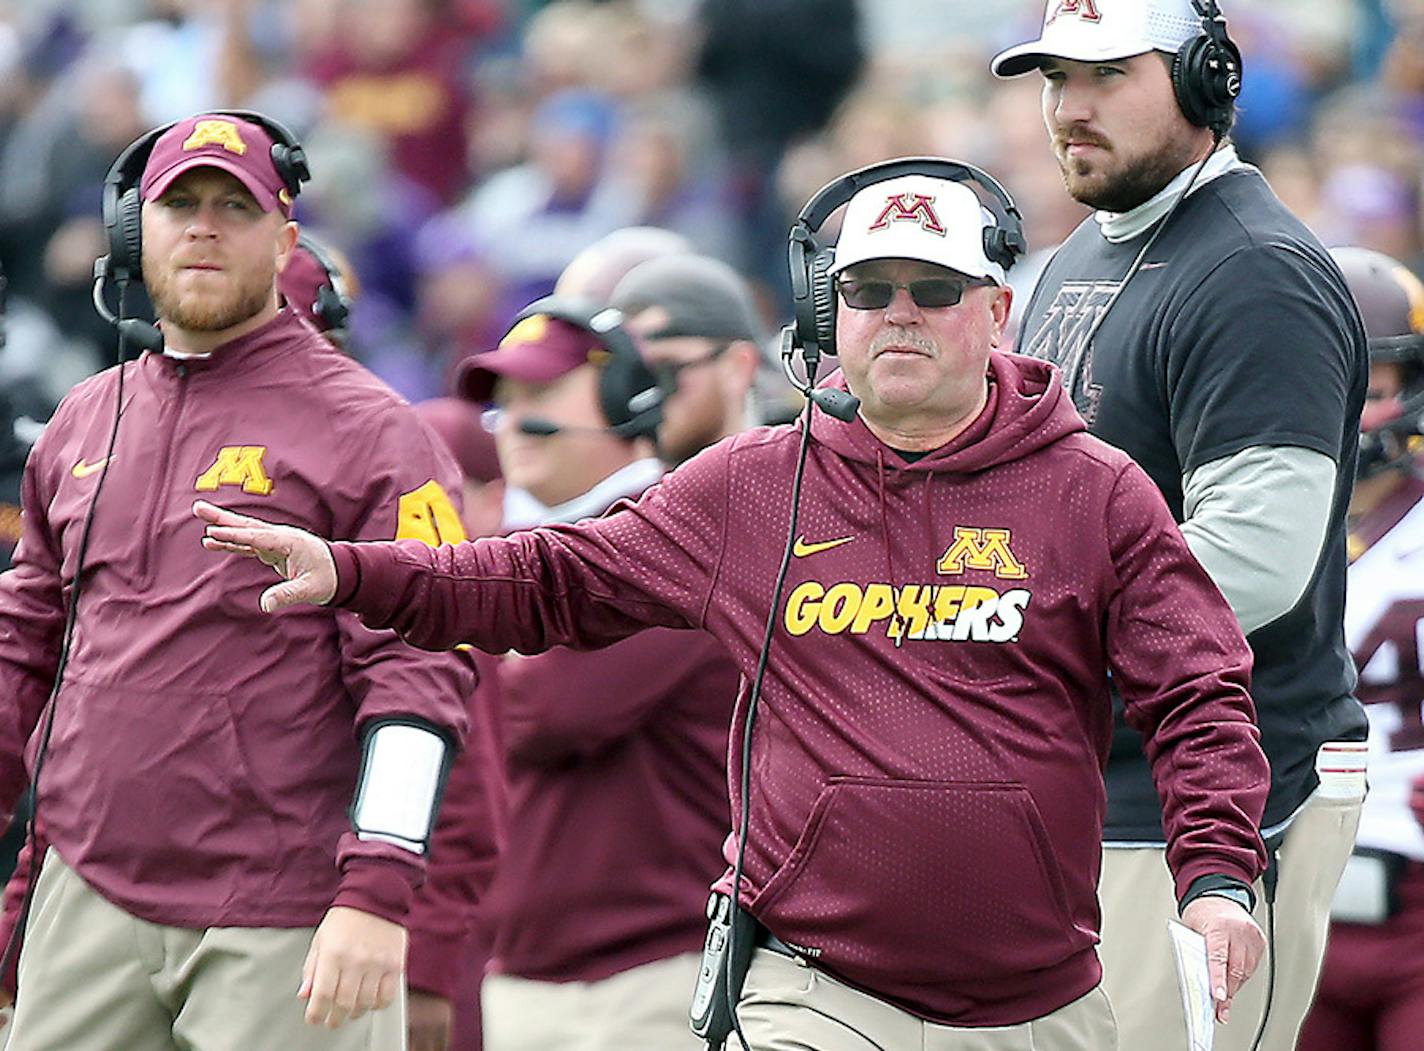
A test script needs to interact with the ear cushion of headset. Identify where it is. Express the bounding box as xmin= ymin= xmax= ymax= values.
xmin=1170 ymin=42 xmax=1203 ymax=128
xmin=114 ymin=187 xmax=145 ymax=275
xmin=810 ymin=249 xmax=837 ymax=355
xmin=1172 ymin=35 xmax=1236 ymax=130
